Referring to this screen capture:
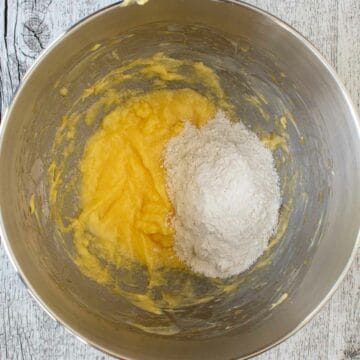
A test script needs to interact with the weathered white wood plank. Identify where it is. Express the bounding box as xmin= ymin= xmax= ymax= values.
xmin=0 ymin=1 xmax=359 ymax=359
xmin=326 ymin=1 xmax=360 ymax=358
xmin=0 ymin=2 xmax=116 ymax=359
